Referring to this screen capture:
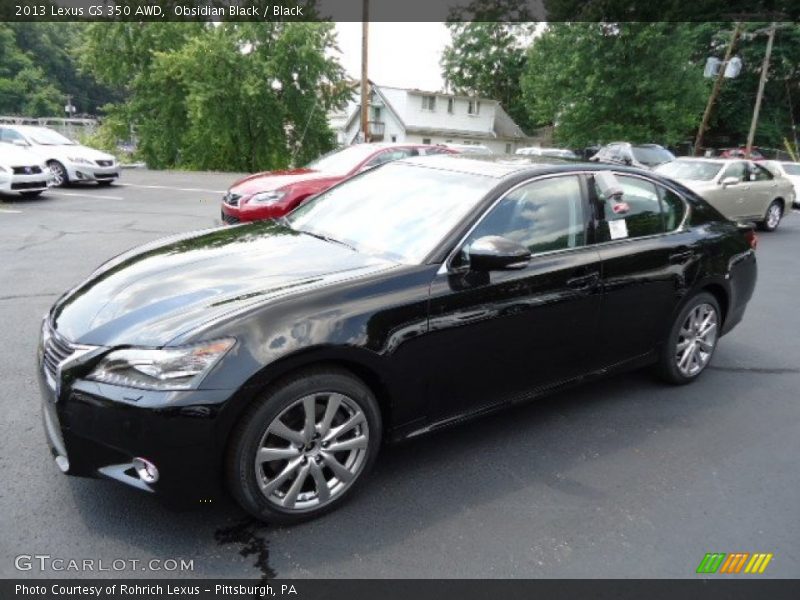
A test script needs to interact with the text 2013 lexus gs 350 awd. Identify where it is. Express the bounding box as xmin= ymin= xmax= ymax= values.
xmin=38 ymin=155 xmax=757 ymax=524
